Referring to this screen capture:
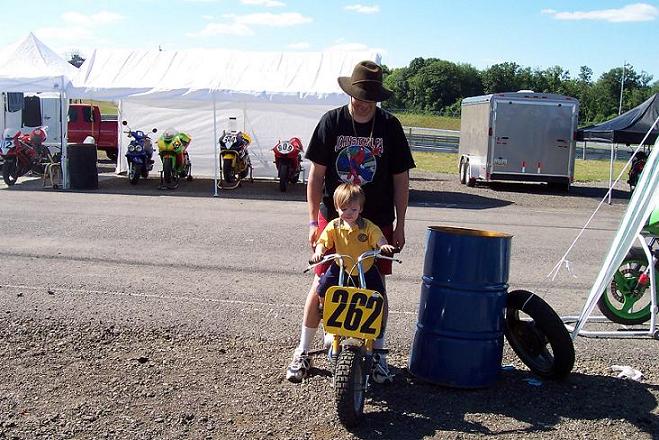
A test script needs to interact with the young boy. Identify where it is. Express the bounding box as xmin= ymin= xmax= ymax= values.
xmin=286 ymin=183 xmax=395 ymax=383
